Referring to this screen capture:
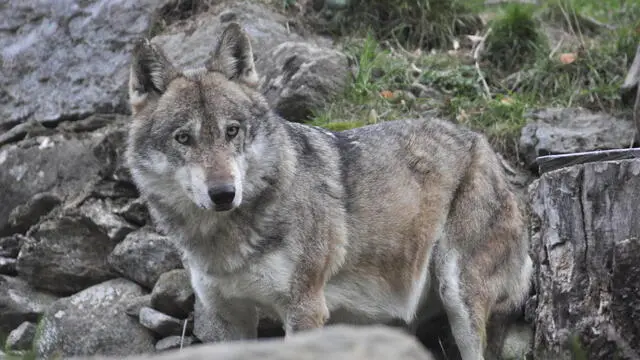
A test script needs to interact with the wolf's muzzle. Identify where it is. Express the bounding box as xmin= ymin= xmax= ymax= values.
xmin=208 ymin=184 xmax=236 ymax=211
